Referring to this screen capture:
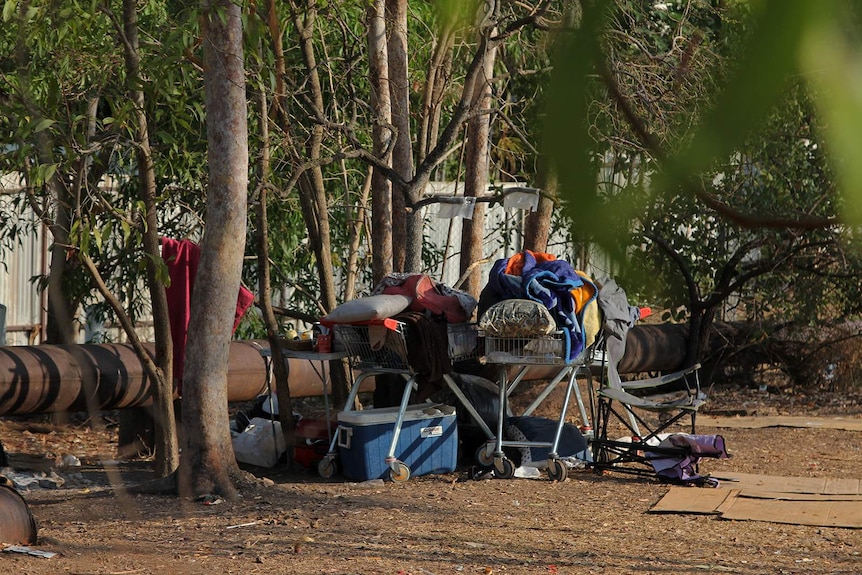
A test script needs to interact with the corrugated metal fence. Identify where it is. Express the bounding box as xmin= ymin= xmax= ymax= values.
xmin=0 ymin=178 xmax=45 ymax=346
